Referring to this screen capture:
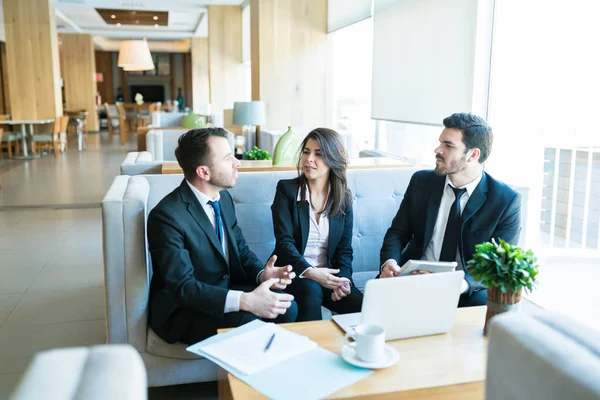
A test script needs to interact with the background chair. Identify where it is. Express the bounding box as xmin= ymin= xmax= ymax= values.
xmin=31 ymin=118 xmax=61 ymax=157
xmin=105 ymin=103 xmax=121 ymax=141
xmin=117 ymin=103 xmax=129 ymax=145
xmin=0 ymin=118 xmax=21 ymax=159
